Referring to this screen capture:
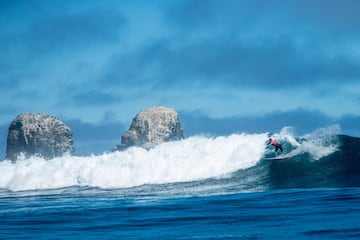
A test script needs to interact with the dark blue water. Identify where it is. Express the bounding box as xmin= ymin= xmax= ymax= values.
xmin=1 ymin=186 xmax=360 ymax=239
